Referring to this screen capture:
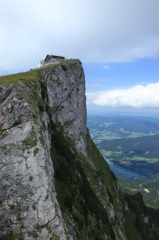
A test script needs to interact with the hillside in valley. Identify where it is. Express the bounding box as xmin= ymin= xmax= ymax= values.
xmin=88 ymin=115 xmax=159 ymax=177
xmin=0 ymin=60 xmax=158 ymax=239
